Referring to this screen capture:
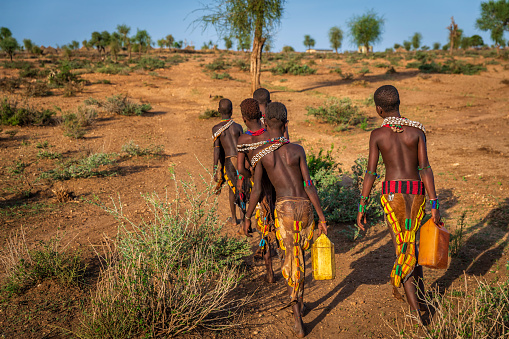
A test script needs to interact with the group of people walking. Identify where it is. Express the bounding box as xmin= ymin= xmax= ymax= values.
xmin=212 ymin=85 xmax=441 ymax=337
